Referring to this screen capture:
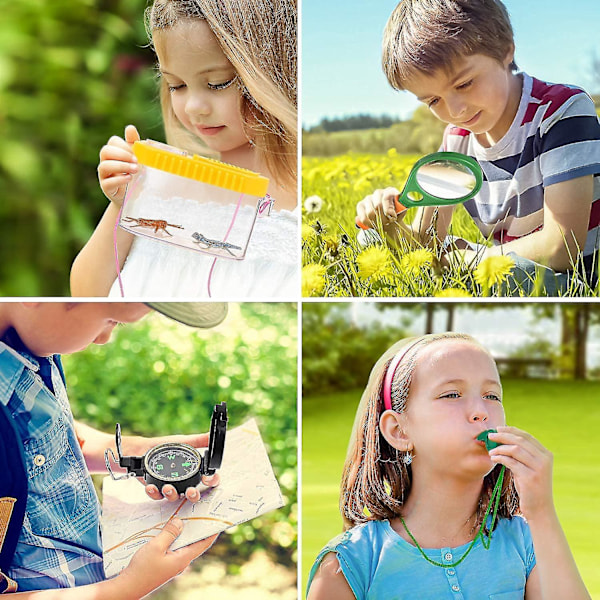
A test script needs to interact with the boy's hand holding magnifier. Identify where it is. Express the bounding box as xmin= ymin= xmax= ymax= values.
xmin=355 ymin=152 xmax=483 ymax=247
